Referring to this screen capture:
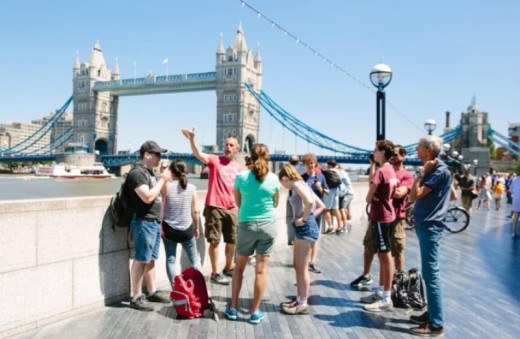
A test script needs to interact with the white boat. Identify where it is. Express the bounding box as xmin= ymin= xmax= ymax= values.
xmin=34 ymin=163 xmax=113 ymax=179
